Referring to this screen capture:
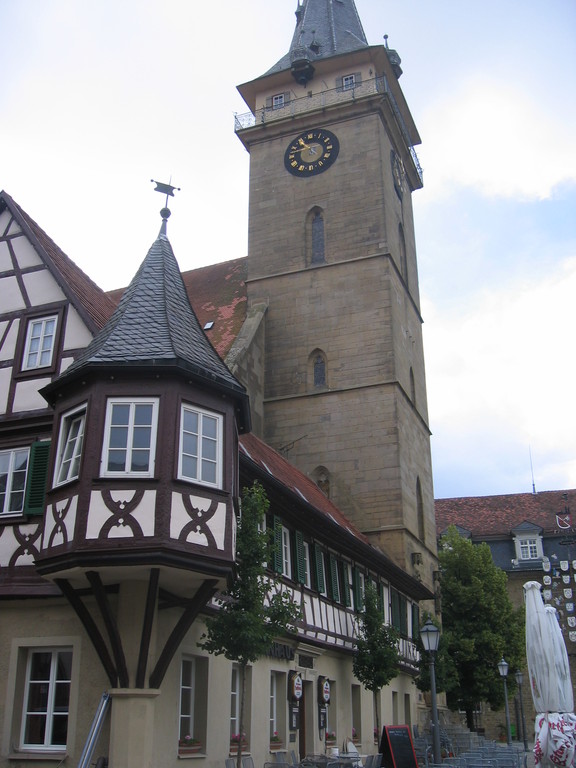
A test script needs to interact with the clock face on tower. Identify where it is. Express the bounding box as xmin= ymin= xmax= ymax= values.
xmin=284 ymin=128 xmax=340 ymax=177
